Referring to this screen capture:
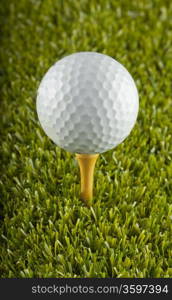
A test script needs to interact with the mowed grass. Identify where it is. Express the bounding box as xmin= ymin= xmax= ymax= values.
xmin=0 ymin=0 xmax=172 ymax=278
